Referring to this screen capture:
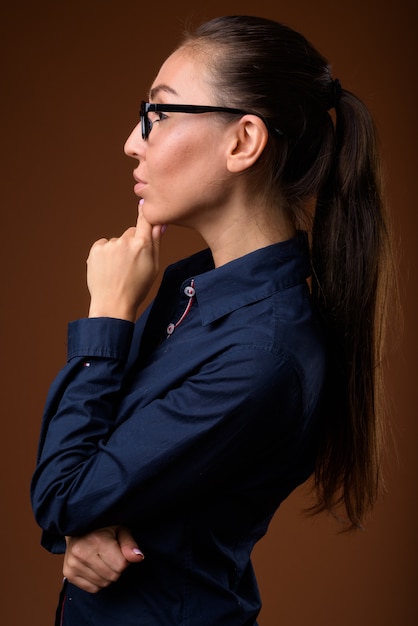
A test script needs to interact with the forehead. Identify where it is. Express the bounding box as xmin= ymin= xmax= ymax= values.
xmin=150 ymin=48 xmax=212 ymax=104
